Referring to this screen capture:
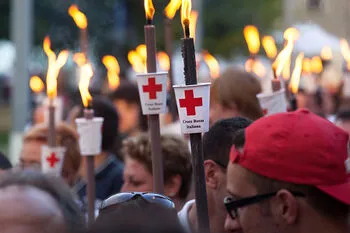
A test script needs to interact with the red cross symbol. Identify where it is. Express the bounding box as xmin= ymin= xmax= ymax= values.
xmin=142 ymin=77 xmax=162 ymax=99
xmin=263 ymin=108 xmax=268 ymax=115
xmin=179 ymin=90 xmax=203 ymax=116
xmin=46 ymin=152 xmax=60 ymax=168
